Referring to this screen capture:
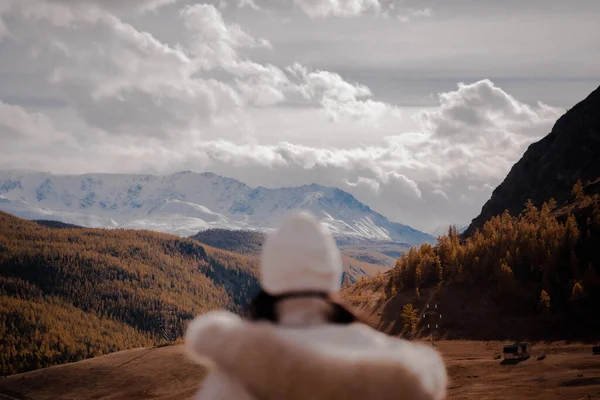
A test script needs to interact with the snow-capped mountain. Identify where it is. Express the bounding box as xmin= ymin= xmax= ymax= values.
xmin=0 ymin=170 xmax=434 ymax=245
